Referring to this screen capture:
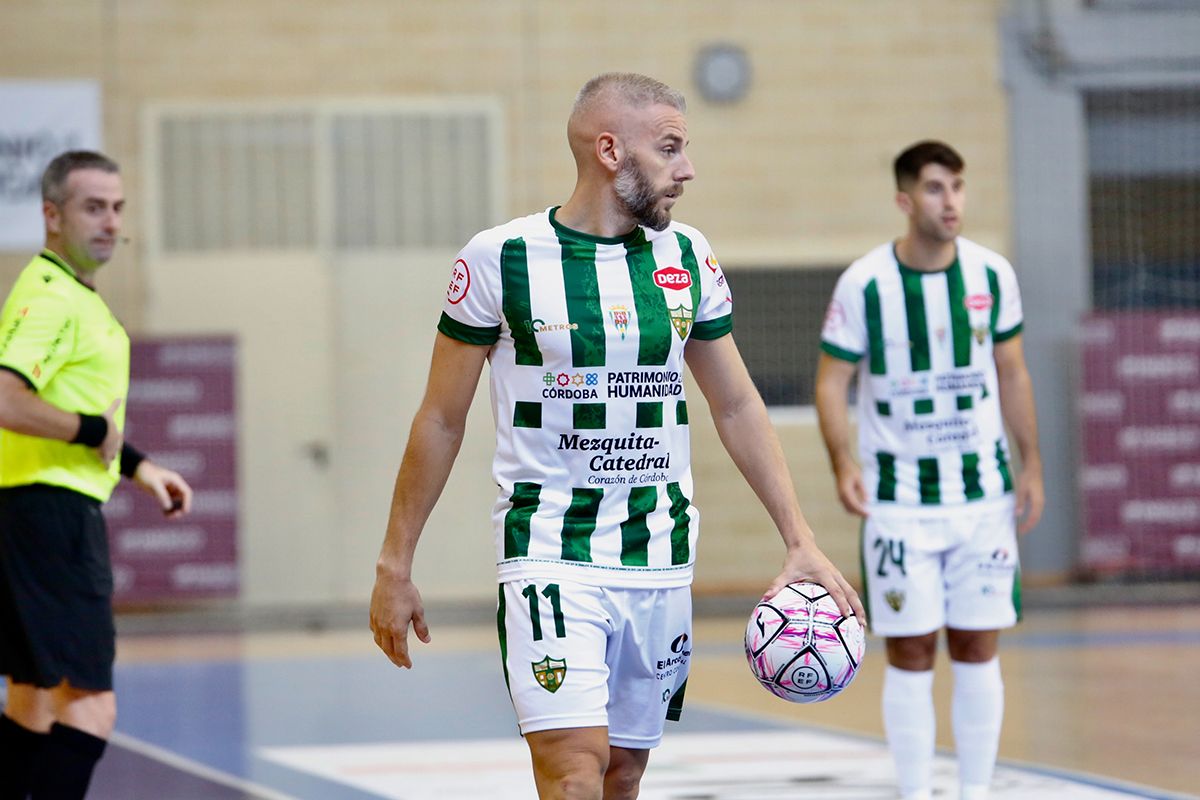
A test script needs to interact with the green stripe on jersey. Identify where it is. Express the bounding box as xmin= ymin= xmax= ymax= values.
xmin=946 ymin=259 xmax=972 ymax=367
xmin=438 ymin=312 xmax=500 ymax=345
xmin=561 ymin=488 xmax=603 ymax=562
xmin=962 ymin=452 xmax=984 ymax=500
xmin=557 ymin=231 xmax=605 ymax=367
xmin=666 ymin=482 xmax=691 ymax=565
xmin=625 ymin=231 xmax=672 ymax=366
xmin=996 ymin=440 xmax=1014 ymax=492
xmin=691 ymin=315 xmax=732 ymax=340
xmin=513 ymin=401 xmax=542 ymax=428
xmin=995 ymin=321 xmax=1023 ymax=343
xmin=501 ymin=238 xmax=541 ymax=366
xmin=821 ymin=340 xmax=862 ymax=363
xmin=504 ymin=482 xmax=541 ymax=558
xmin=876 ymin=452 xmax=897 ymax=501
xmin=637 ymin=402 xmax=663 ymax=428
xmin=574 ymin=403 xmax=606 ymax=429
xmin=676 ymin=231 xmax=703 ymax=324
xmin=865 ymin=279 xmax=886 ymax=375
xmin=620 ymin=486 xmax=657 ymax=565
xmin=675 ymin=400 xmax=688 ymax=425
xmin=987 ymin=266 xmax=1001 ymax=336
xmin=918 ymin=458 xmax=940 ymax=504
xmin=900 ymin=267 xmax=931 ymax=372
